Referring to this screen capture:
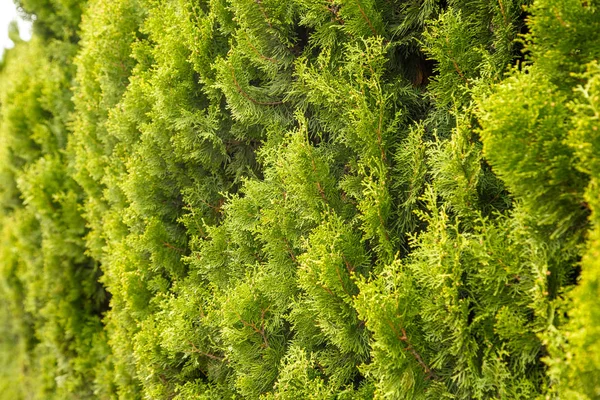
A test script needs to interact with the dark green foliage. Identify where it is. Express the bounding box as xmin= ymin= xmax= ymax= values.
xmin=1 ymin=0 xmax=599 ymax=398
